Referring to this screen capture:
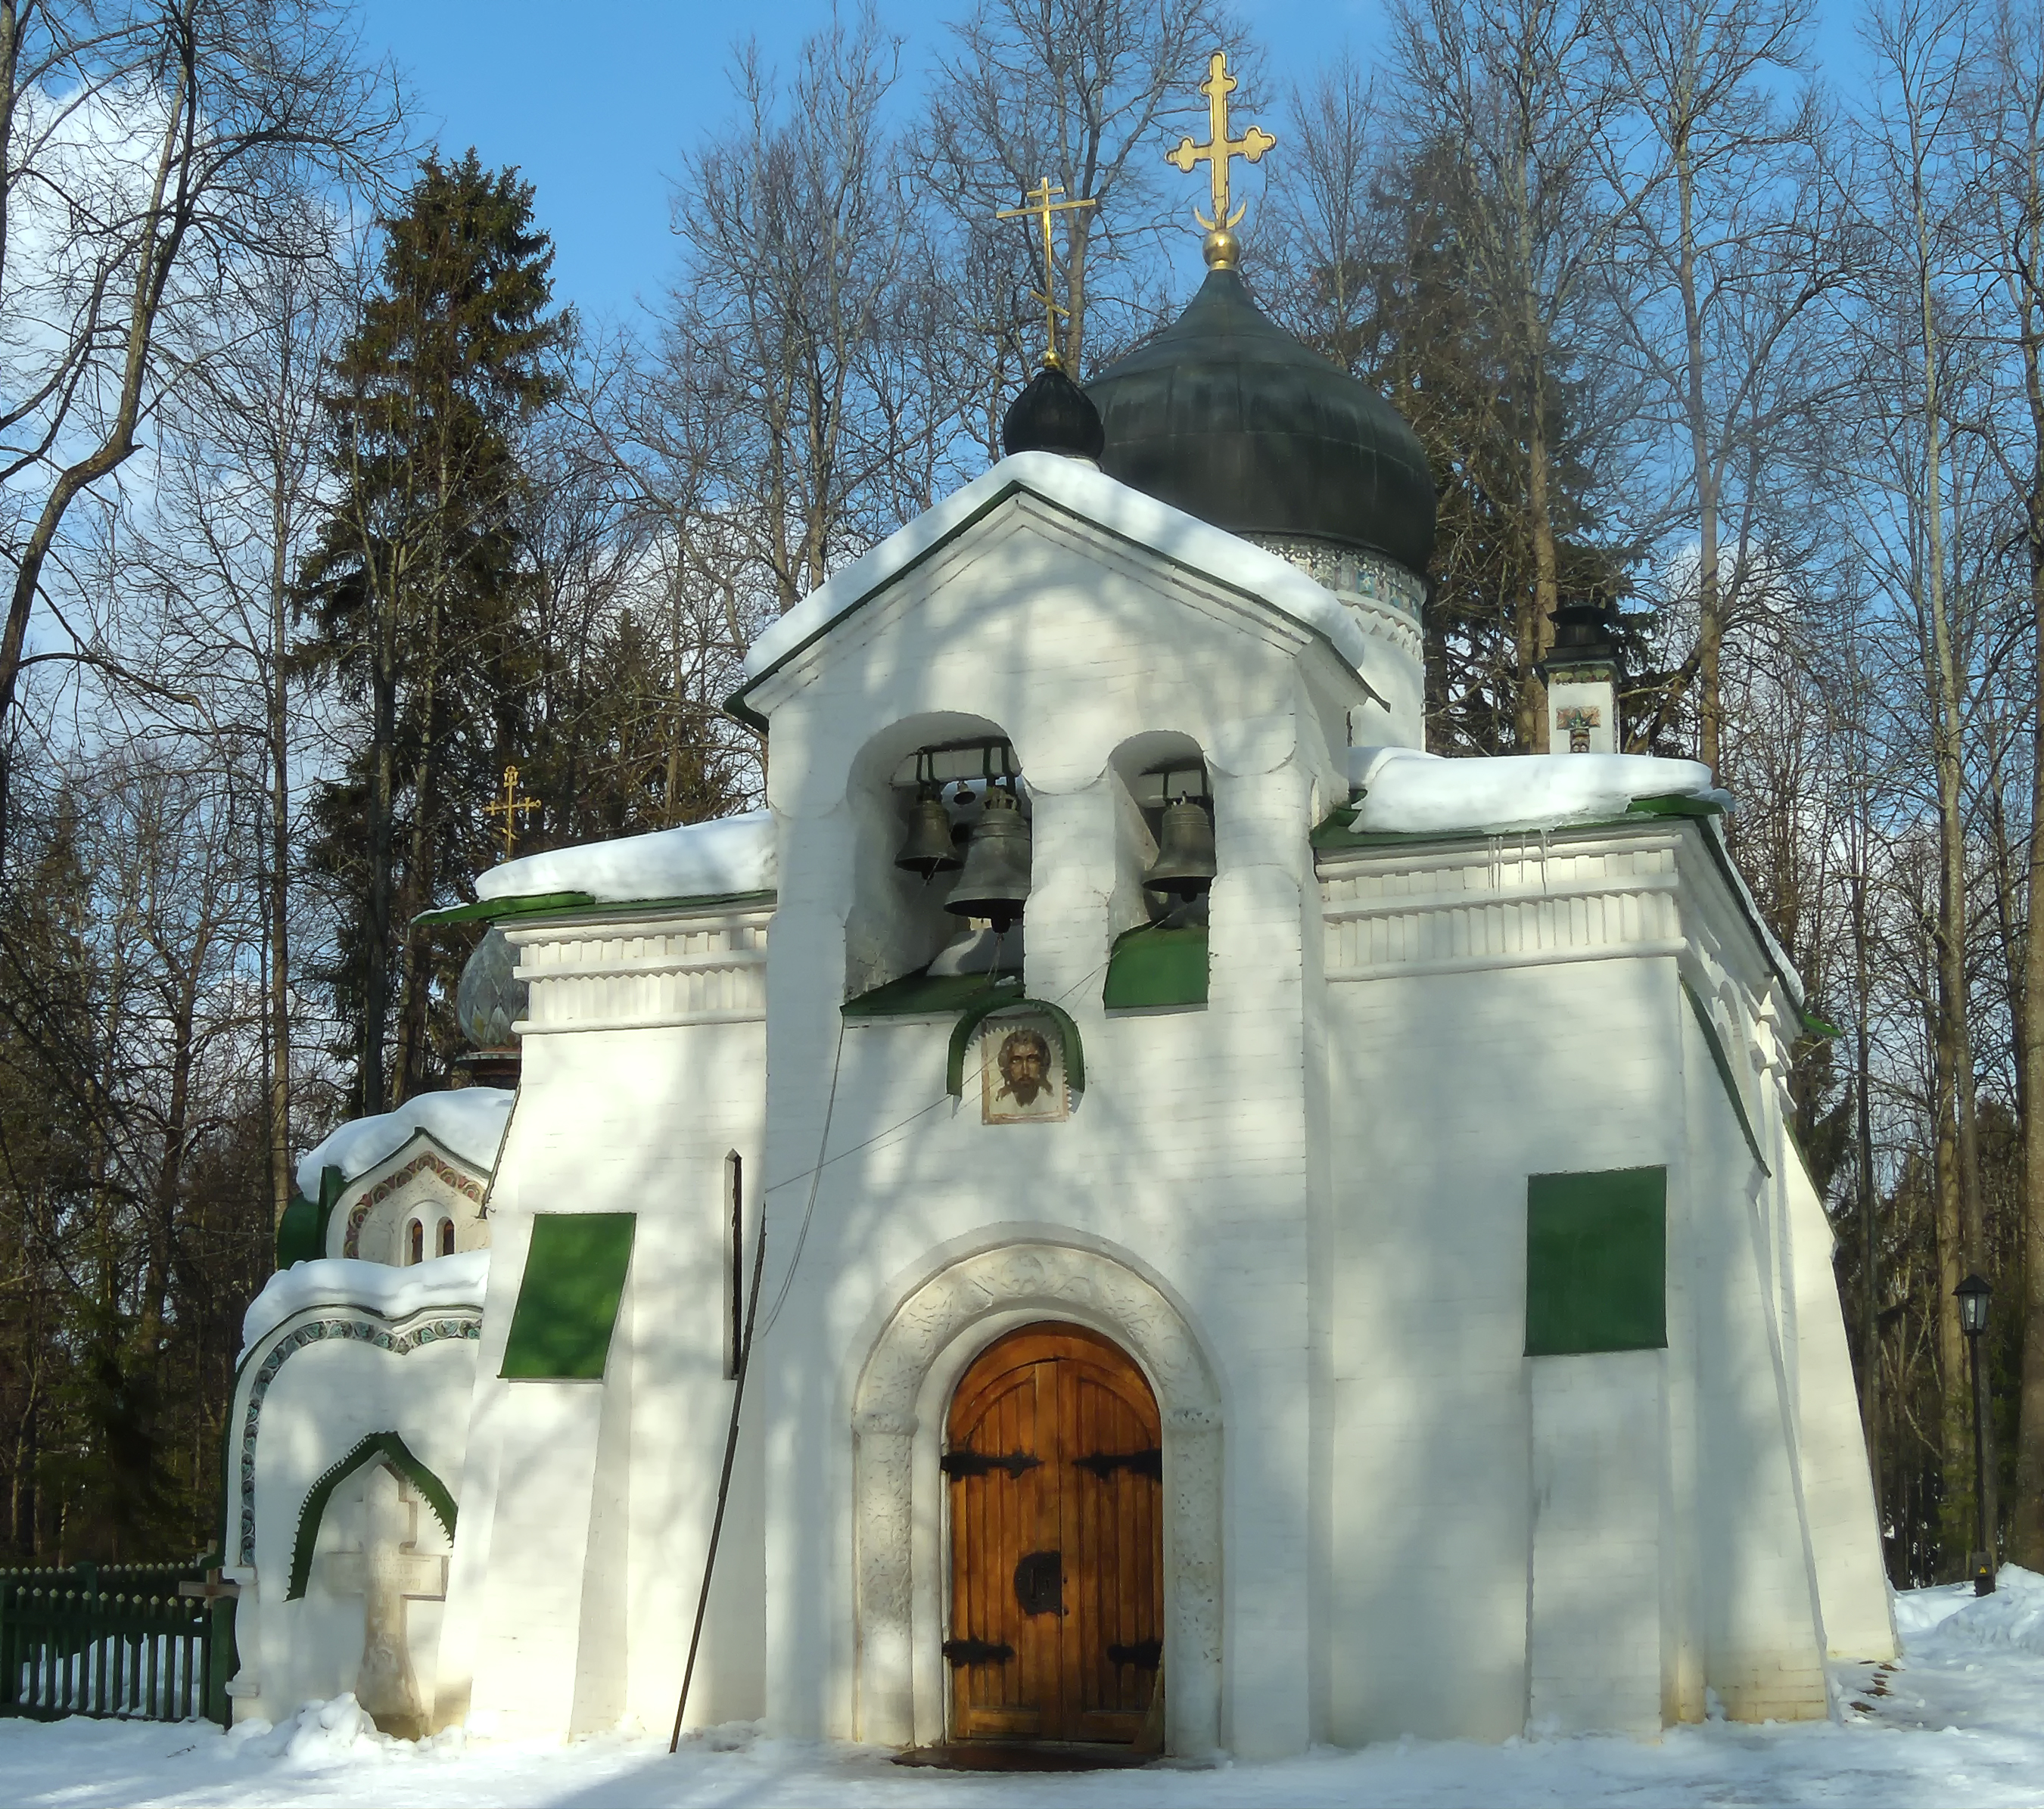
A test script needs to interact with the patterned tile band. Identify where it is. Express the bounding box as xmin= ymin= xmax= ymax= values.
xmin=341 ymin=1151 xmax=485 ymax=1257
xmin=237 ymin=1313 xmax=482 ymax=1566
